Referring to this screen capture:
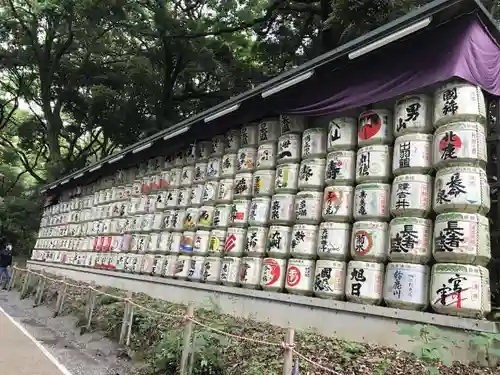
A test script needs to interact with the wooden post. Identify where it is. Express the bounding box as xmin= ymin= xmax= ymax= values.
xmin=126 ymin=304 xmax=134 ymax=346
xmin=7 ymin=262 xmax=18 ymax=290
xmin=54 ymin=277 xmax=68 ymax=317
xmin=282 ymin=328 xmax=295 ymax=375
xmin=179 ymin=304 xmax=195 ymax=375
xmin=85 ymin=282 xmax=97 ymax=331
xmin=34 ymin=270 xmax=47 ymax=306
xmin=119 ymin=291 xmax=133 ymax=345
xmin=20 ymin=271 xmax=30 ymax=299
